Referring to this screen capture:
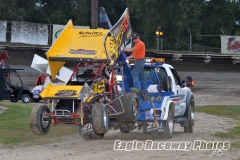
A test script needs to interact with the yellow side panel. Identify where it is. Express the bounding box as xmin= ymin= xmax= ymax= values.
xmin=40 ymin=83 xmax=82 ymax=99
xmin=46 ymin=19 xmax=110 ymax=78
